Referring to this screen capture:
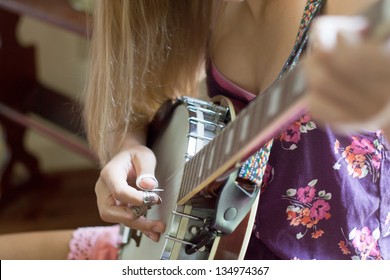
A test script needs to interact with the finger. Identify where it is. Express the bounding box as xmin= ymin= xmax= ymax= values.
xmin=333 ymin=33 xmax=390 ymax=81
xmin=95 ymin=177 xmax=129 ymax=220
xmin=99 ymin=202 xmax=163 ymax=231
xmin=309 ymin=15 xmax=367 ymax=51
xmin=306 ymin=64 xmax=354 ymax=125
xmin=308 ymin=92 xmax=351 ymax=126
xmin=307 ymin=90 xmax=361 ymax=136
xmin=105 ymin=206 xmax=165 ymax=242
xmin=324 ymin=38 xmax=390 ymax=115
xmin=95 ymin=180 xmax=165 ymax=242
xmin=127 ymin=216 xmax=166 ymax=242
xmin=307 ymin=51 xmax=384 ymax=122
xmin=323 ymin=49 xmax=389 ymax=120
xmin=100 ymin=203 xmax=165 ymax=242
xmin=100 ymin=165 xmax=146 ymax=205
xmin=131 ymin=147 xmax=158 ymax=190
